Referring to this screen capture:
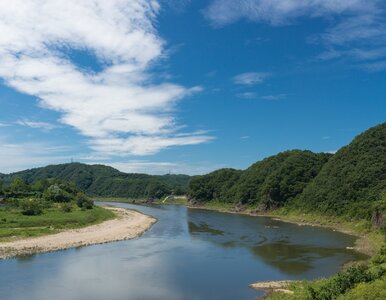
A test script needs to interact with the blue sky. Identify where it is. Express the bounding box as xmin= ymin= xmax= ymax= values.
xmin=0 ymin=0 xmax=385 ymax=174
